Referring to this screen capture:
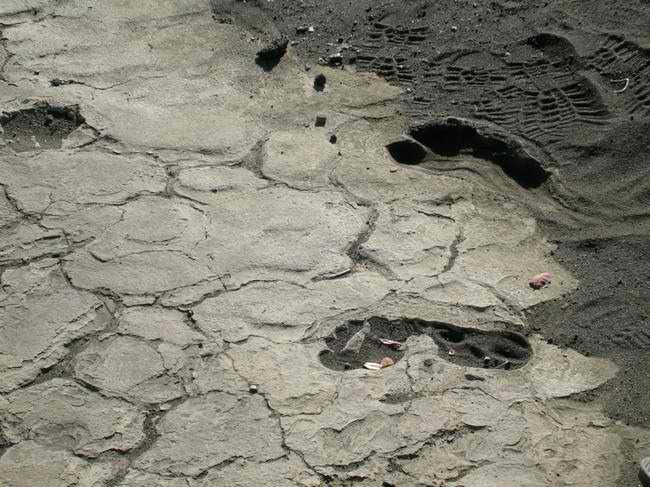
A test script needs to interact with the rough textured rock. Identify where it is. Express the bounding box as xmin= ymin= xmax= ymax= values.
xmin=0 ymin=1 xmax=643 ymax=485
xmin=85 ymin=196 xmax=206 ymax=262
xmin=0 ymin=151 xmax=167 ymax=215
xmin=134 ymin=393 xmax=285 ymax=477
xmin=262 ymin=129 xmax=340 ymax=190
xmin=0 ymin=261 xmax=108 ymax=392
xmin=64 ymin=250 xmax=215 ymax=299
xmin=74 ymin=336 xmax=185 ymax=403
xmin=189 ymin=185 xmax=369 ymax=285
xmin=360 ymin=203 xmax=458 ymax=280
xmin=0 ymin=441 xmax=117 ymax=487
xmin=117 ymin=306 xmax=205 ymax=346
xmin=228 ymin=338 xmax=339 ymax=415
xmin=0 ymin=379 xmax=145 ymax=457
xmin=0 ymin=223 xmax=68 ymax=265
xmin=200 ymin=454 xmax=320 ymax=486
xmin=187 ymin=353 xmax=249 ymax=396
xmin=0 ymin=191 xmax=20 ymax=228
xmin=40 ymin=205 xmax=124 ymax=244
xmin=117 ymin=470 xmax=193 ymax=487
xmin=192 ymin=274 xmax=395 ymax=343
